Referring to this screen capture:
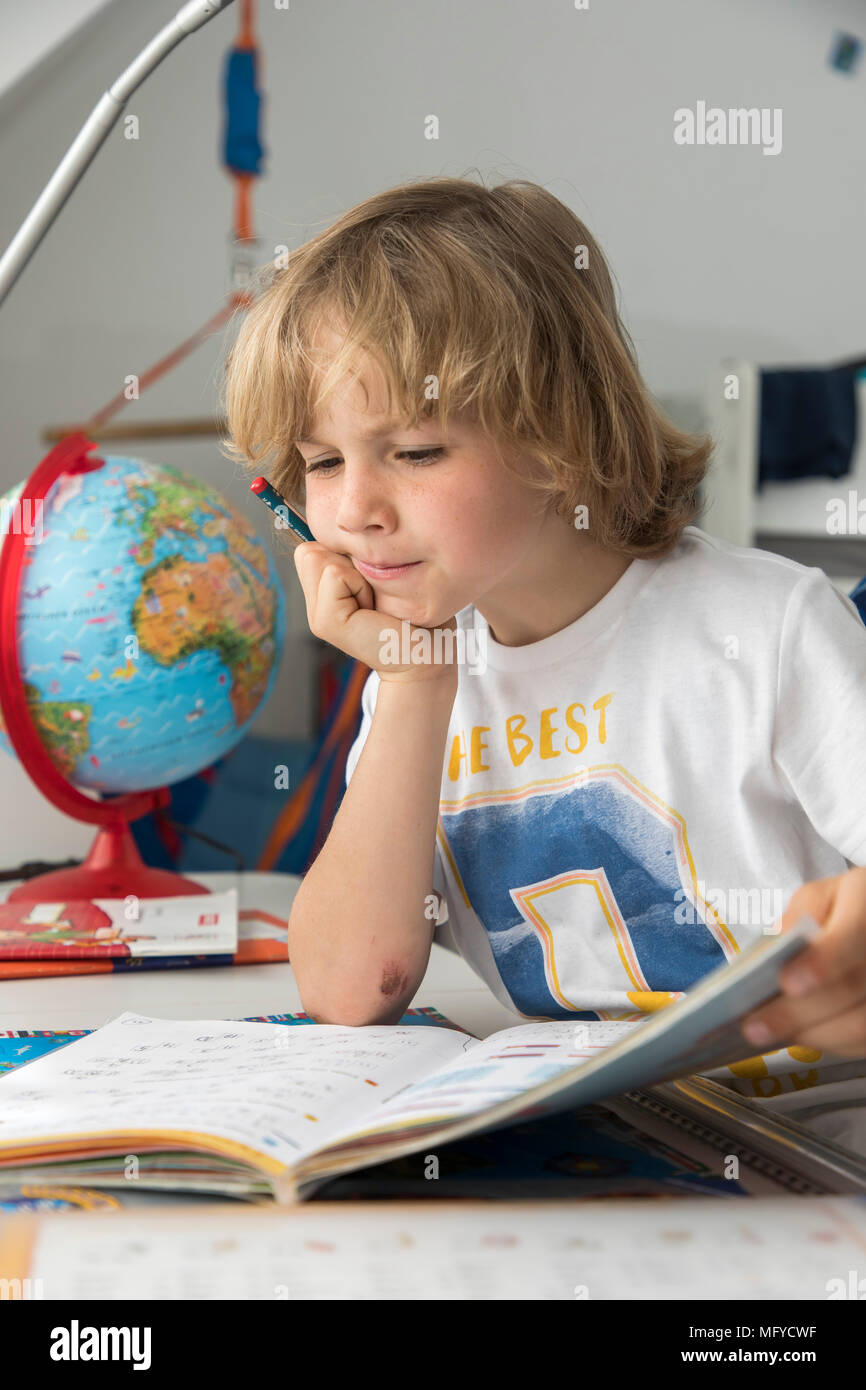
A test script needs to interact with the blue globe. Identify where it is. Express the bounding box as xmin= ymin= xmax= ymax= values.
xmin=0 ymin=454 xmax=285 ymax=793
